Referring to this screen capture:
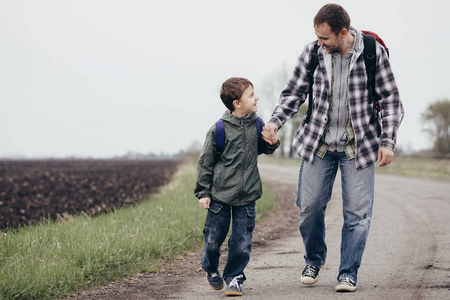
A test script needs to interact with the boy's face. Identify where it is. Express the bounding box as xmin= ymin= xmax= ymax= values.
xmin=236 ymin=85 xmax=258 ymax=114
